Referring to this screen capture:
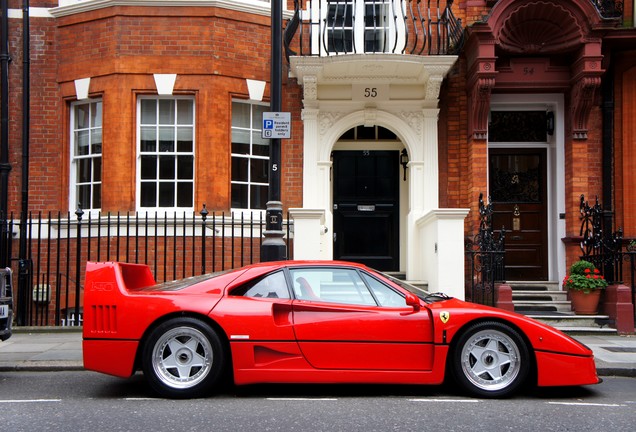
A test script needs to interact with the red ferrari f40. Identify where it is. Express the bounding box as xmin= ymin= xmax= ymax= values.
xmin=82 ymin=260 xmax=600 ymax=398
